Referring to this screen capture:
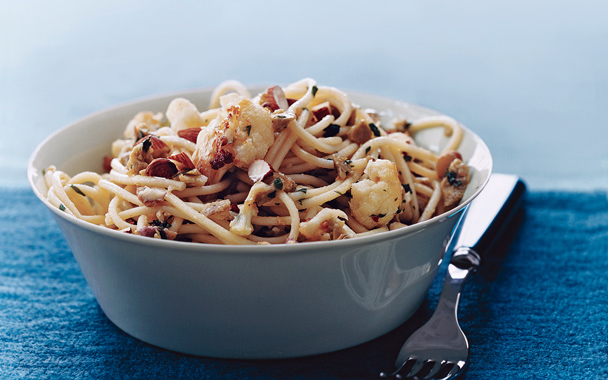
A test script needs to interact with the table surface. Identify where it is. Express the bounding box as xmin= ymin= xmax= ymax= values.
xmin=1 ymin=0 xmax=607 ymax=190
